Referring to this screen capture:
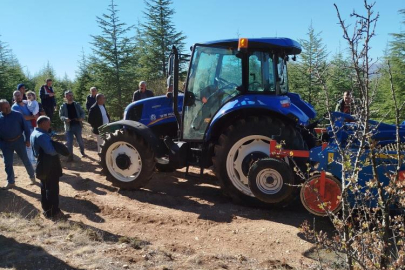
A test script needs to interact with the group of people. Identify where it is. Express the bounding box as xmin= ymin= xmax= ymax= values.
xmin=0 ymin=79 xmax=156 ymax=219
